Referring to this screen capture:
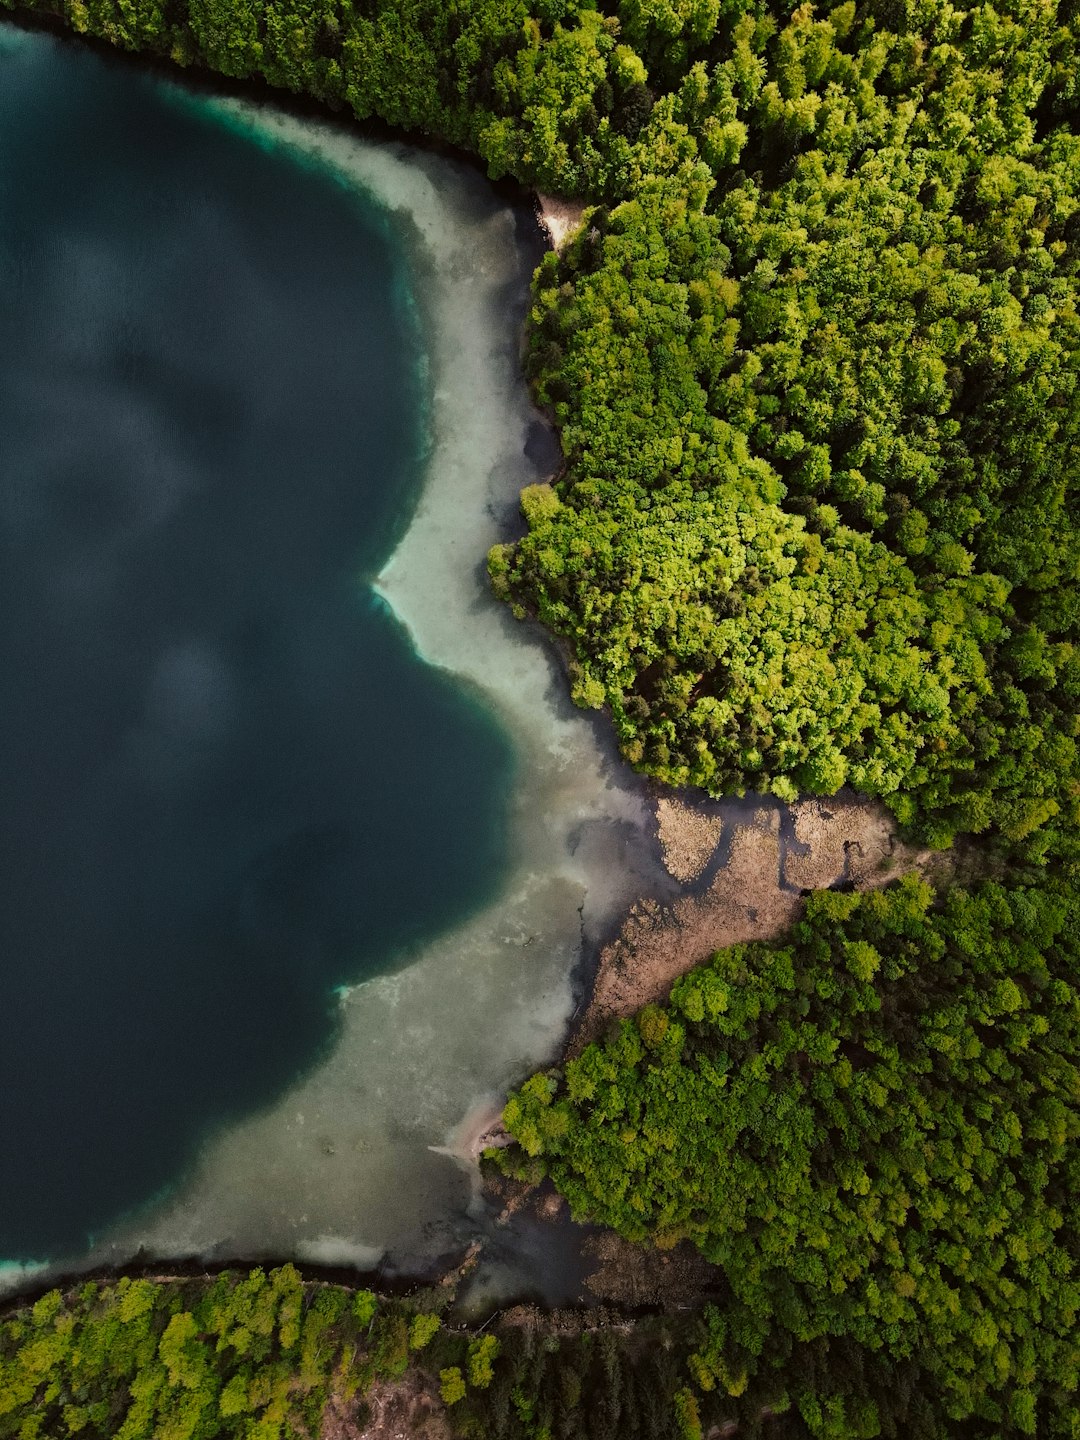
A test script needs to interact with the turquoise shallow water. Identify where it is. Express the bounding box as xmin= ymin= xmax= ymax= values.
xmin=0 ymin=28 xmax=514 ymax=1262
